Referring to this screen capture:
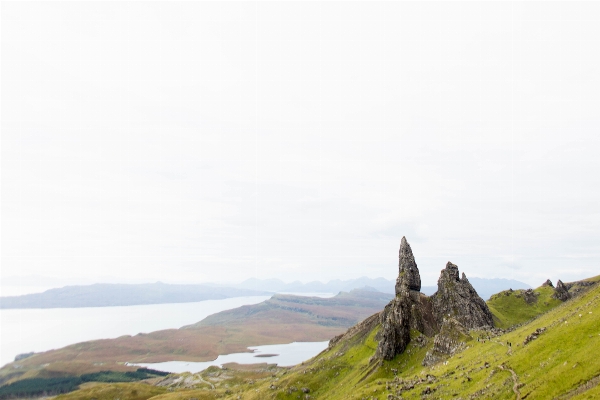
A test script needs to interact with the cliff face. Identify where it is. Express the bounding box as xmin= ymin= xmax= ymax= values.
xmin=430 ymin=262 xmax=494 ymax=329
xmin=395 ymin=236 xmax=421 ymax=293
xmin=375 ymin=237 xmax=493 ymax=361
xmin=552 ymin=279 xmax=571 ymax=301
